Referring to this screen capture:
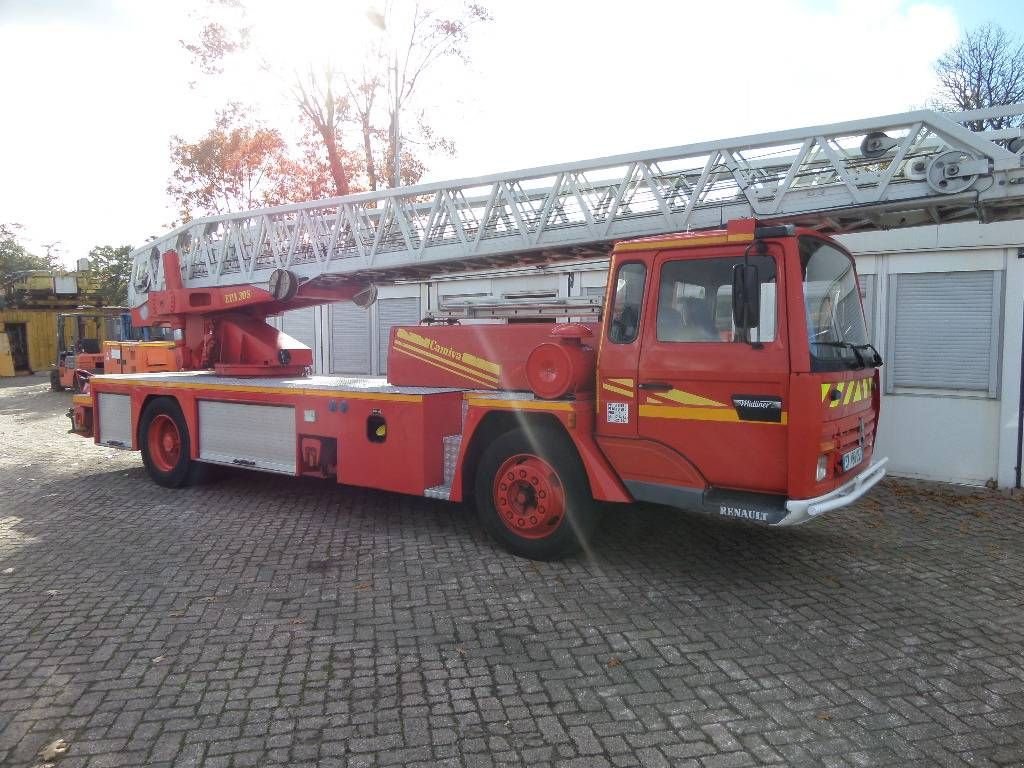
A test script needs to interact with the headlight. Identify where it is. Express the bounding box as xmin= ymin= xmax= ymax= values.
xmin=816 ymin=454 xmax=829 ymax=482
